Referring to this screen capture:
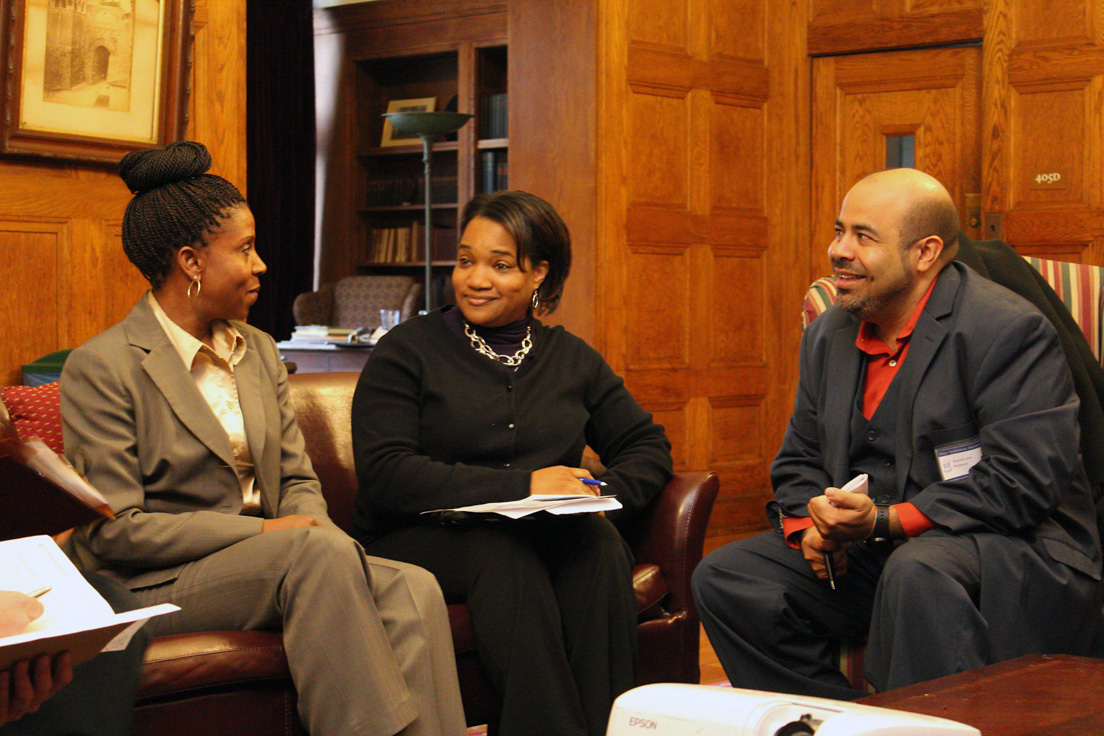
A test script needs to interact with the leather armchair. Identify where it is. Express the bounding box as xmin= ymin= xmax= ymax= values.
xmin=126 ymin=371 xmax=718 ymax=733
